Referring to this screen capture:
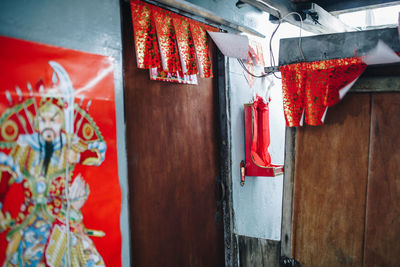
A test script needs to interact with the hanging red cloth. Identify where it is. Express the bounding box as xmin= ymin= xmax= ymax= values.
xmin=172 ymin=15 xmax=198 ymax=75
xmin=130 ymin=0 xmax=217 ymax=80
xmin=130 ymin=0 xmax=161 ymax=69
xmin=151 ymin=5 xmax=182 ymax=73
xmin=280 ymin=57 xmax=367 ymax=127
xmin=189 ymin=21 xmax=218 ymax=78
xmin=243 ymin=97 xmax=283 ymax=179
xmin=251 ymin=96 xmax=272 ymax=167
